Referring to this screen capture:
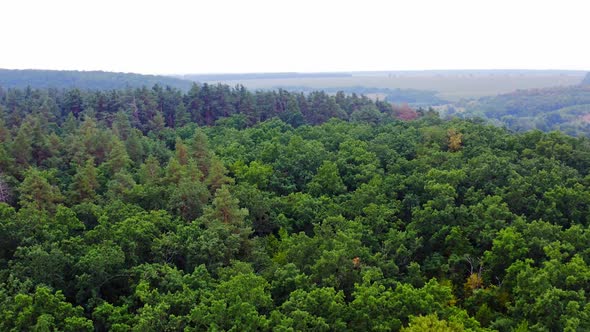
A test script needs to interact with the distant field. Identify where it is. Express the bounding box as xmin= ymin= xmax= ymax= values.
xmin=197 ymin=71 xmax=586 ymax=101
